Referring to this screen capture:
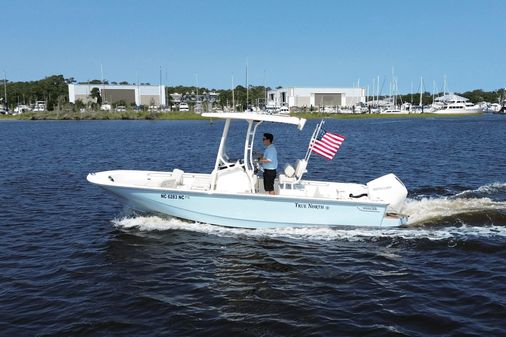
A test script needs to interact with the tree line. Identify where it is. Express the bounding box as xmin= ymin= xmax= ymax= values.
xmin=1 ymin=74 xmax=504 ymax=111
xmin=3 ymin=75 xmax=71 ymax=111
